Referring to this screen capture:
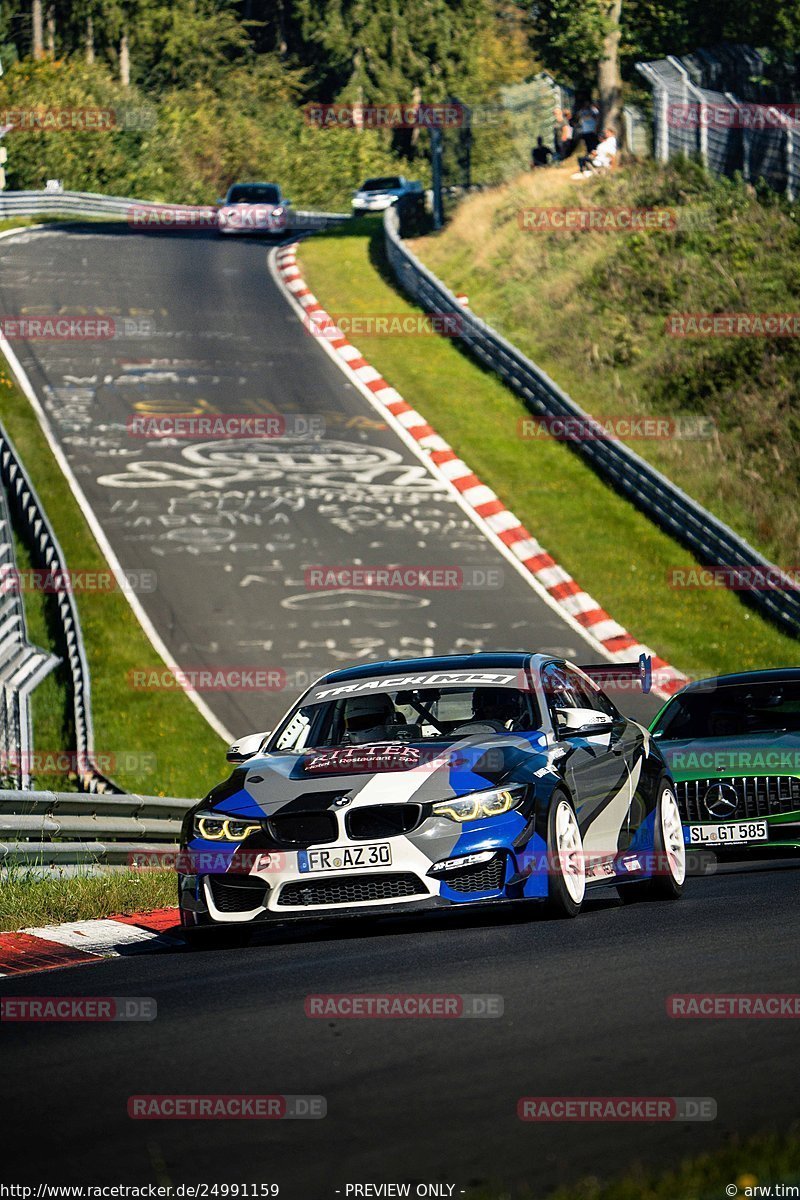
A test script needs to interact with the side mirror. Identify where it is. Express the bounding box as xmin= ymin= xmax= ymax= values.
xmin=554 ymin=707 xmax=614 ymax=736
xmin=216 ymin=197 xmax=225 ymax=205
xmin=282 ymin=198 xmax=291 ymax=207
xmin=226 ymin=731 xmax=271 ymax=763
